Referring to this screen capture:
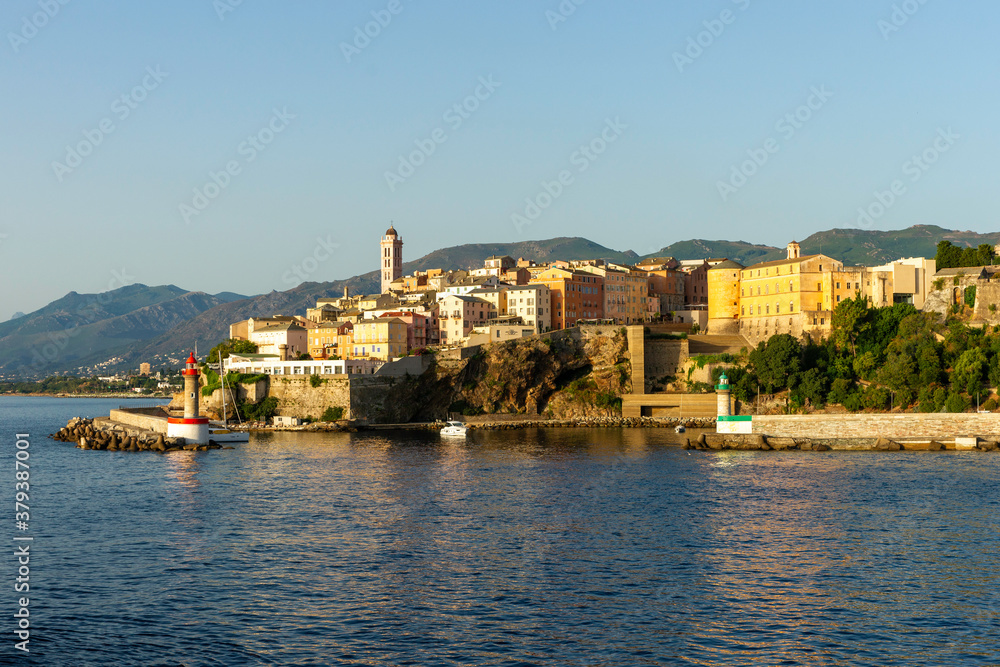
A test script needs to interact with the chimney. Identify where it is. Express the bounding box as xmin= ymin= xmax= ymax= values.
xmin=787 ymin=241 xmax=800 ymax=260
